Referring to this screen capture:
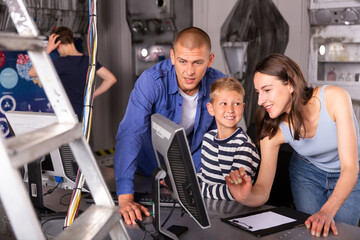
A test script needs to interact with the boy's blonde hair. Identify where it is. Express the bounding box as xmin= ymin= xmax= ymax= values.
xmin=209 ymin=77 xmax=245 ymax=103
